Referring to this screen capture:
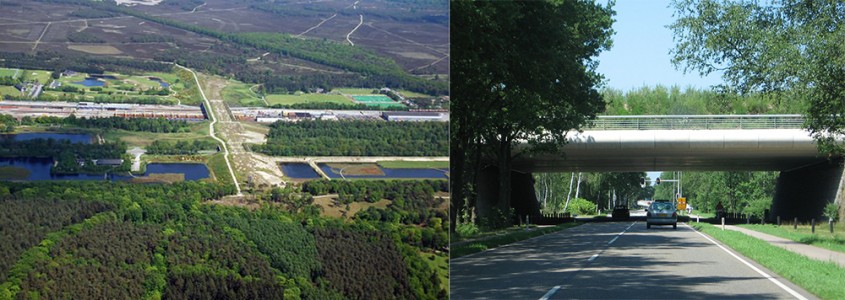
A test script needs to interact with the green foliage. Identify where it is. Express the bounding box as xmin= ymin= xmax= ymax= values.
xmin=16 ymin=220 xmax=161 ymax=299
xmin=455 ymin=222 xmax=479 ymax=239
xmin=19 ymin=115 xmax=193 ymax=133
xmin=313 ymin=226 xmax=414 ymax=299
xmin=669 ymin=0 xmax=845 ymax=155
xmin=742 ymin=198 xmax=772 ymax=222
xmin=602 ymin=85 xmax=805 ymax=115
xmin=0 ymin=198 xmax=113 ymax=282
xmin=0 ymin=114 xmax=15 ymax=132
xmin=824 ymin=202 xmax=840 ymax=222
xmin=255 ymin=120 xmax=448 ymax=156
xmin=451 ymin=0 xmax=615 ymax=228
xmin=147 ymin=139 xmax=216 ymax=155
xmin=567 ymin=198 xmax=597 ymax=216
